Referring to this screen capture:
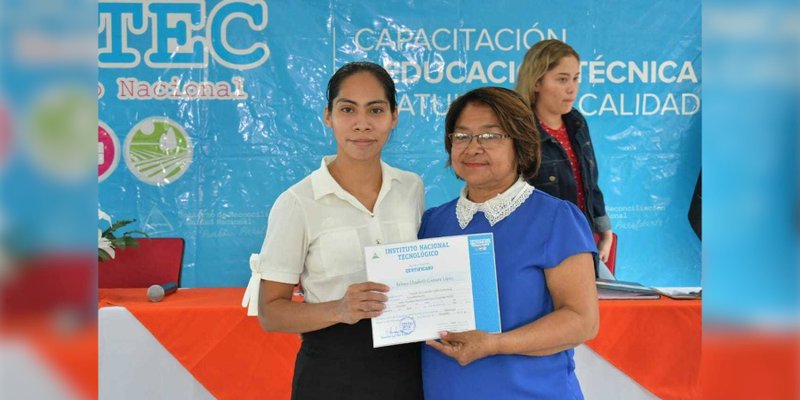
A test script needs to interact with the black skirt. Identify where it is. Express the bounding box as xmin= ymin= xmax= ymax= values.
xmin=291 ymin=319 xmax=422 ymax=400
